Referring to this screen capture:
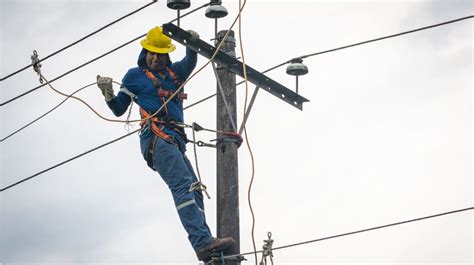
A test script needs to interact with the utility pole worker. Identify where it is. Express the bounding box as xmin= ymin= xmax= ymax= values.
xmin=97 ymin=26 xmax=234 ymax=262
